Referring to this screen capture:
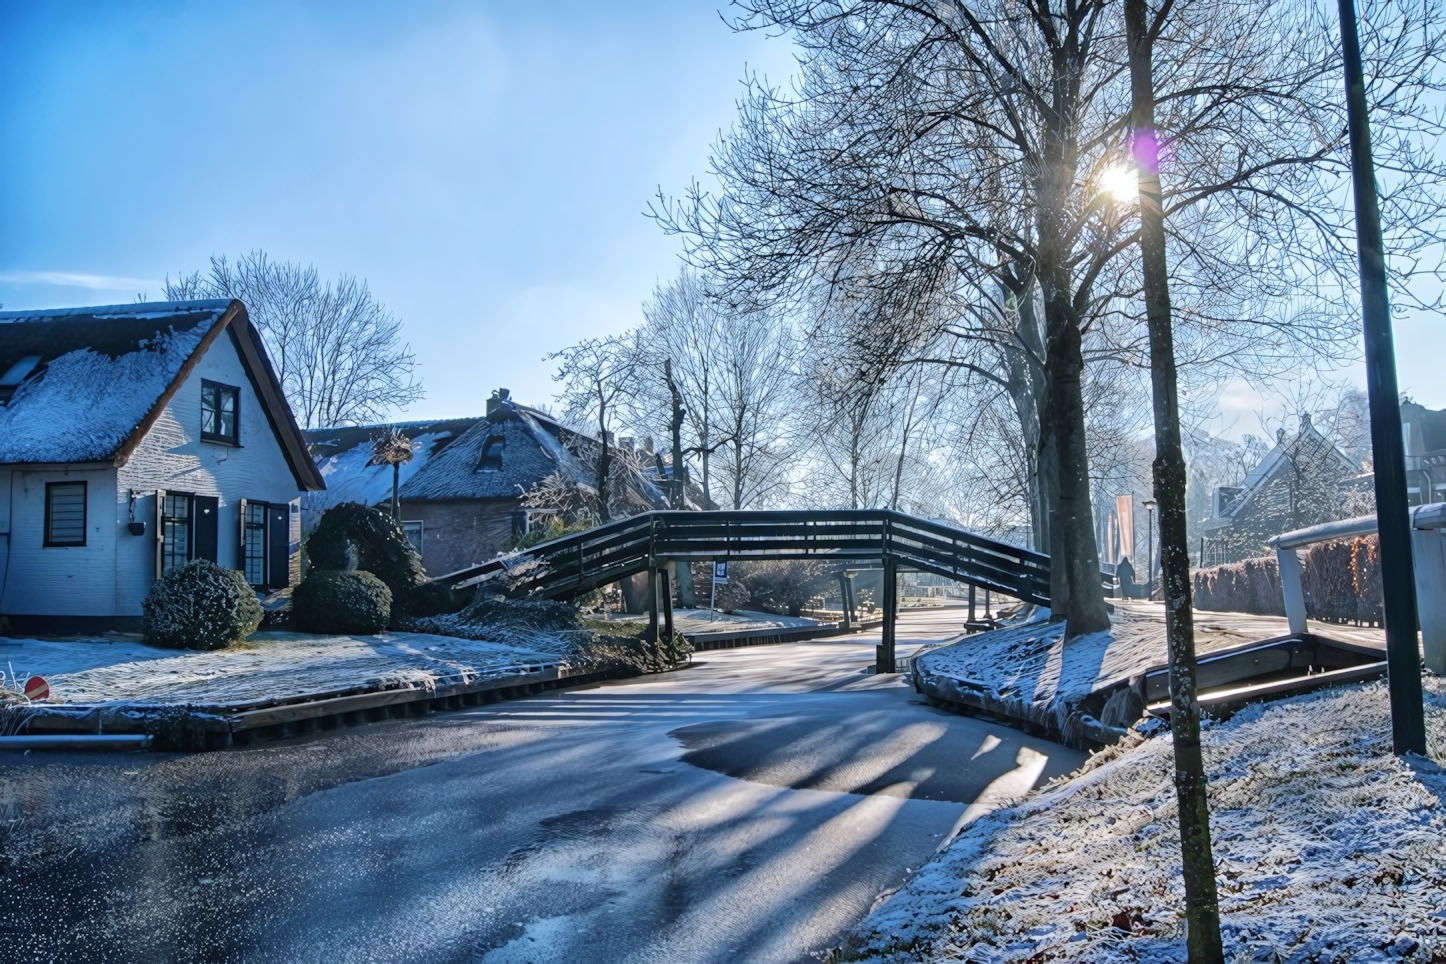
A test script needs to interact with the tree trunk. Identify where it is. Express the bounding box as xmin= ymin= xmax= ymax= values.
xmin=597 ymin=407 xmax=613 ymax=522
xmin=1125 ymin=1 xmax=1223 ymax=957
xmin=664 ymin=363 xmax=697 ymax=605
xmin=1003 ymin=276 xmax=1050 ymax=553
xmin=1038 ymin=288 xmax=1109 ymax=637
